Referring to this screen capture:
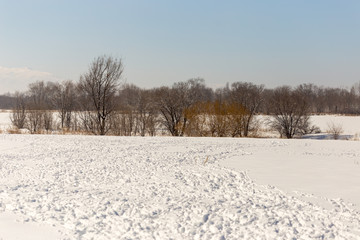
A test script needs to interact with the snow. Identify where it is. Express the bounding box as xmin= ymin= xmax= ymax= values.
xmin=310 ymin=115 xmax=360 ymax=136
xmin=220 ymin=139 xmax=360 ymax=210
xmin=0 ymin=211 xmax=63 ymax=240
xmin=0 ymin=134 xmax=360 ymax=239
xmin=0 ymin=110 xmax=11 ymax=131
